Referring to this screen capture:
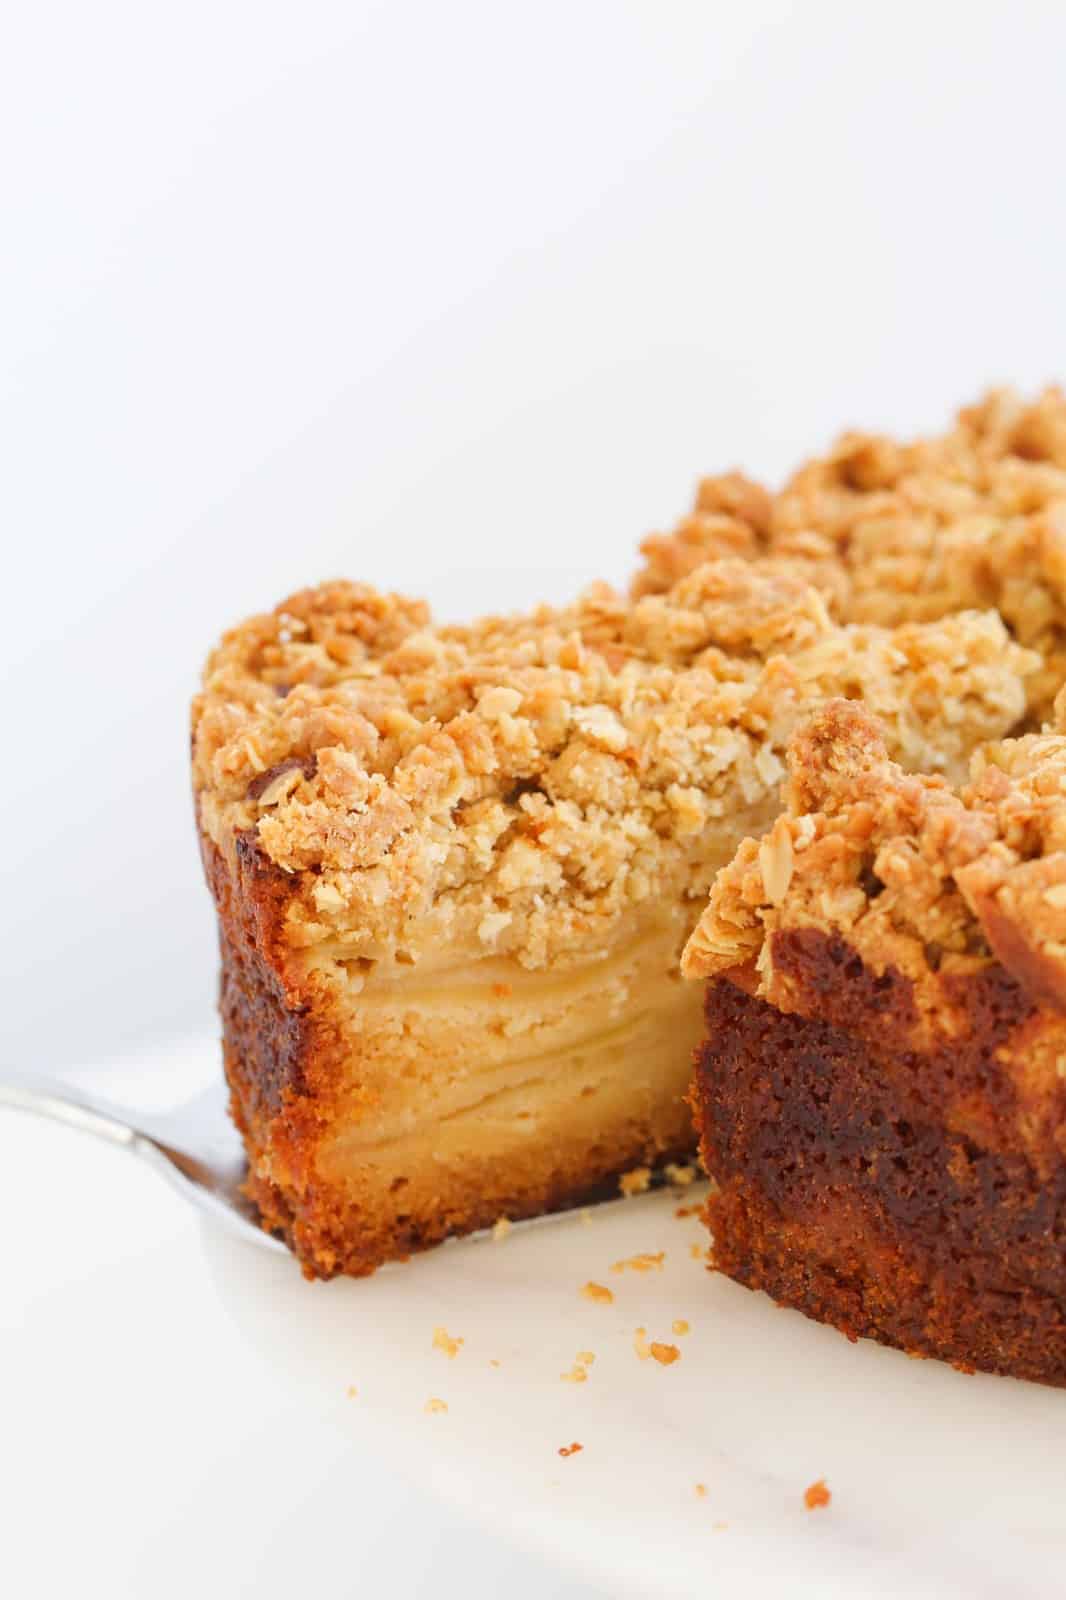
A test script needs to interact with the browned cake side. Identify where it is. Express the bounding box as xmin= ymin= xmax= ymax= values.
xmin=684 ymin=699 xmax=1066 ymax=1385
xmin=693 ymin=949 xmax=1066 ymax=1385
